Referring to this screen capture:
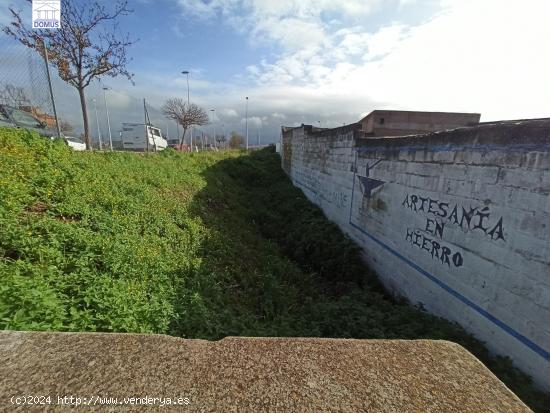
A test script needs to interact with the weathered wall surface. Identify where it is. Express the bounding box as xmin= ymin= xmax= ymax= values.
xmin=281 ymin=120 xmax=550 ymax=390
